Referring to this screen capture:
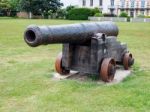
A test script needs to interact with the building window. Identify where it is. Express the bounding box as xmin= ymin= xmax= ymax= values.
xmin=131 ymin=0 xmax=135 ymax=8
xmin=141 ymin=0 xmax=145 ymax=8
xmin=120 ymin=0 xmax=125 ymax=8
xmin=99 ymin=0 xmax=103 ymax=6
xmin=90 ymin=0 xmax=93 ymax=6
xmin=111 ymin=0 xmax=114 ymax=6
xmin=126 ymin=1 xmax=129 ymax=8
xmin=136 ymin=1 xmax=139 ymax=8
xmin=82 ymin=0 xmax=86 ymax=6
